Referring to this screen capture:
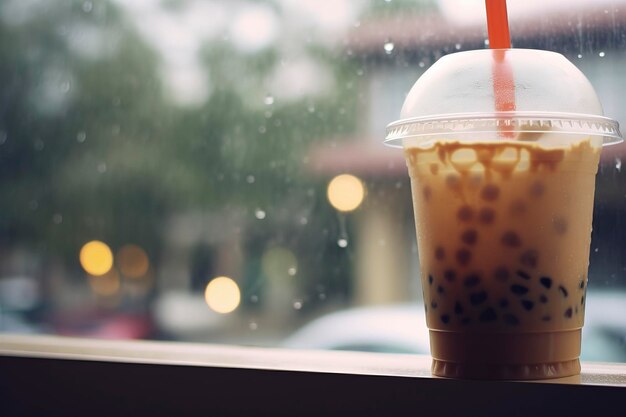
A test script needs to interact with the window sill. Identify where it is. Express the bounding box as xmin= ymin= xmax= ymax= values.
xmin=1 ymin=334 xmax=625 ymax=416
